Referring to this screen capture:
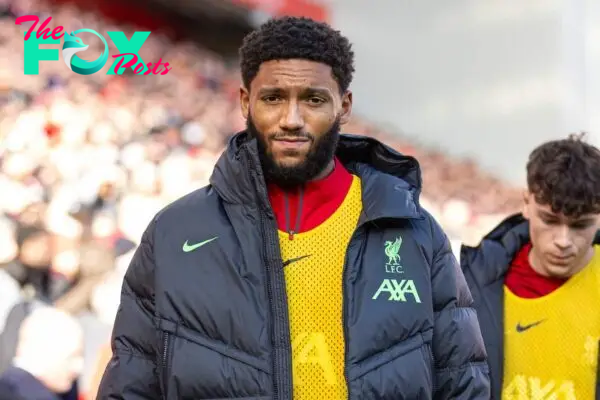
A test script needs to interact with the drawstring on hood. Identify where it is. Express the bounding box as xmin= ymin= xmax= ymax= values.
xmin=283 ymin=188 xmax=304 ymax=240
